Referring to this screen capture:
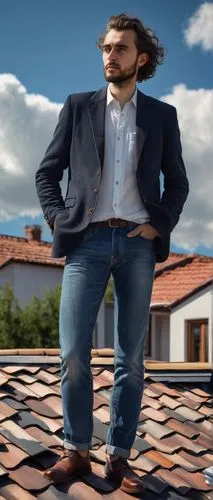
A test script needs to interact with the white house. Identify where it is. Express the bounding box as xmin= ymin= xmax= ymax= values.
xmin=0 ymin=225 xmax=212 ymax=363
